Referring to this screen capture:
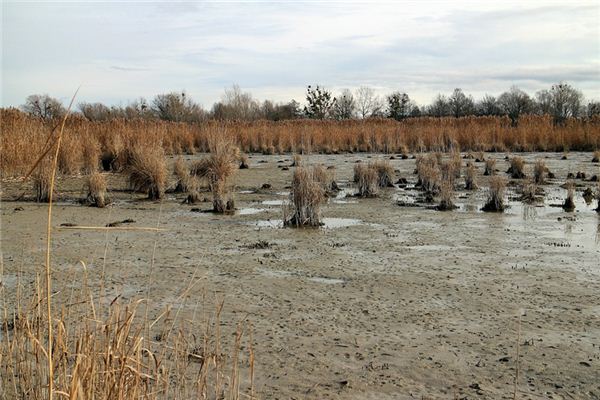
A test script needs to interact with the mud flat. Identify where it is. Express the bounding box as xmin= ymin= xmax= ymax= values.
xmin=2 ymin=152 xmax=600 ymax=399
